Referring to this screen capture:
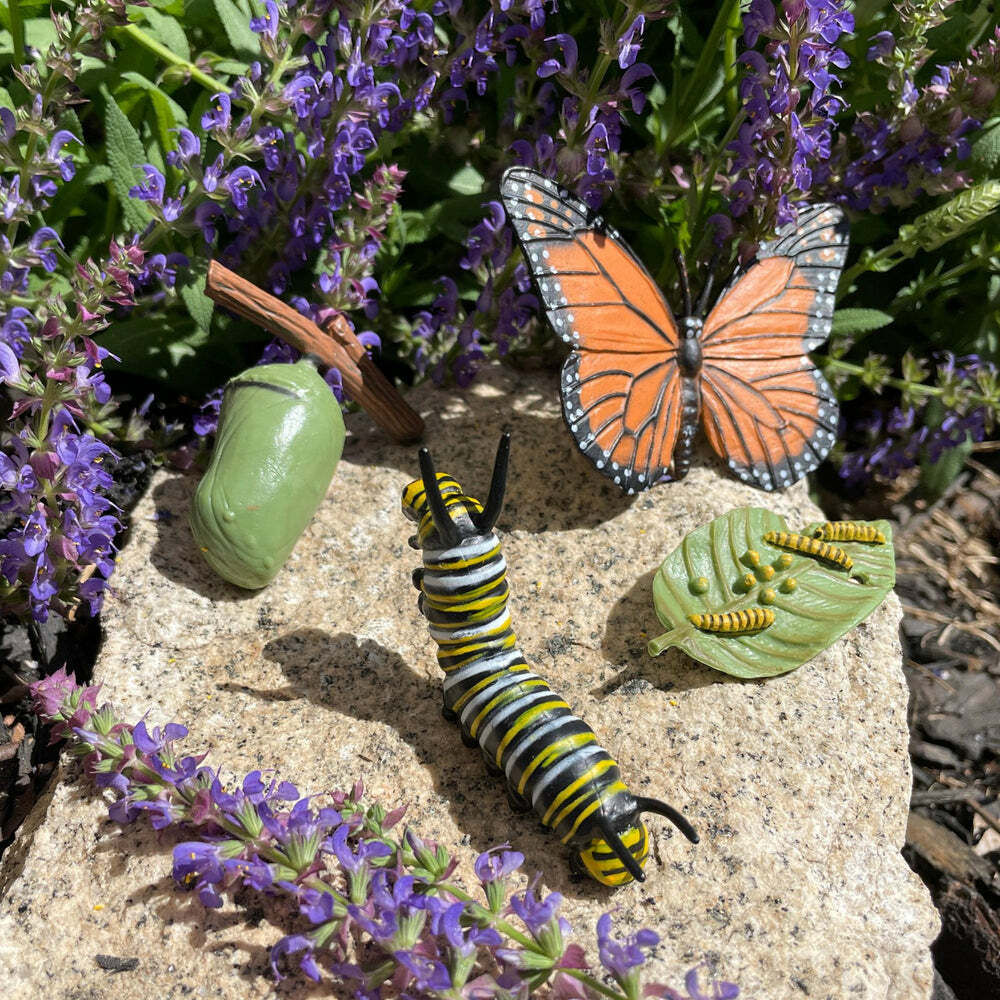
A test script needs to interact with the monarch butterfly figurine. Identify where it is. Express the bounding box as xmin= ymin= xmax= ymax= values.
xmin=402 ymin=432 xmax=699 ymax=885
xmin=500 ymin=167 xmax=849 ymax=494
